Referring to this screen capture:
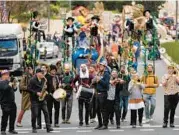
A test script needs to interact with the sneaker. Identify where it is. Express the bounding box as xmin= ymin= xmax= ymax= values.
xmin=86 ymin=123 xmax=90 ymax=127
xmin=121 ymin=118 xmax=127 ymax=122
xmin=54 ymin=124 xmax=60 ymax=127
xmin=132 ymin=125 xmax=136 ymax=128
xmin=170 ymin=123 xmax=175 ymax=128
xmin=66 ymin=120 xmax=71 ymax=124
xmin=90 ymin=119 xmax=96 ymax=123
xmin=32 ymin=129 xmax=37 ymax=133
xmin=16 ymin=123 xmax=23 ymax=127
xmin=94 ymin=125 xmax=102 ymax=129
xmin=79 ymin=122 xmax=83 ymax=126
xmin=117 ymin=125 xmax=120 ymax=129
xmin=145 ymin=119 xmax=150 ymax=123
xmin=1 ymin=131 xmax=6 ymax=135
xmin=139 ymin=123 xmax=143 ymax=127
xmin=9 ymin=130 xmax=18 ymax=134
xmin=62 ymin=120 xmax=66 ymax=124
xmin=99 ymin=126 xmax=108 ymax=130
xmin=163 ymin=123 xmax=167 ymax=128
xmin=150 ymin=116 xmax=153 ymax=121
xmin=36 ymin=125 xmax=42 ymax=129
xmin=47 ymin=127 xmax=53 ymax=133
